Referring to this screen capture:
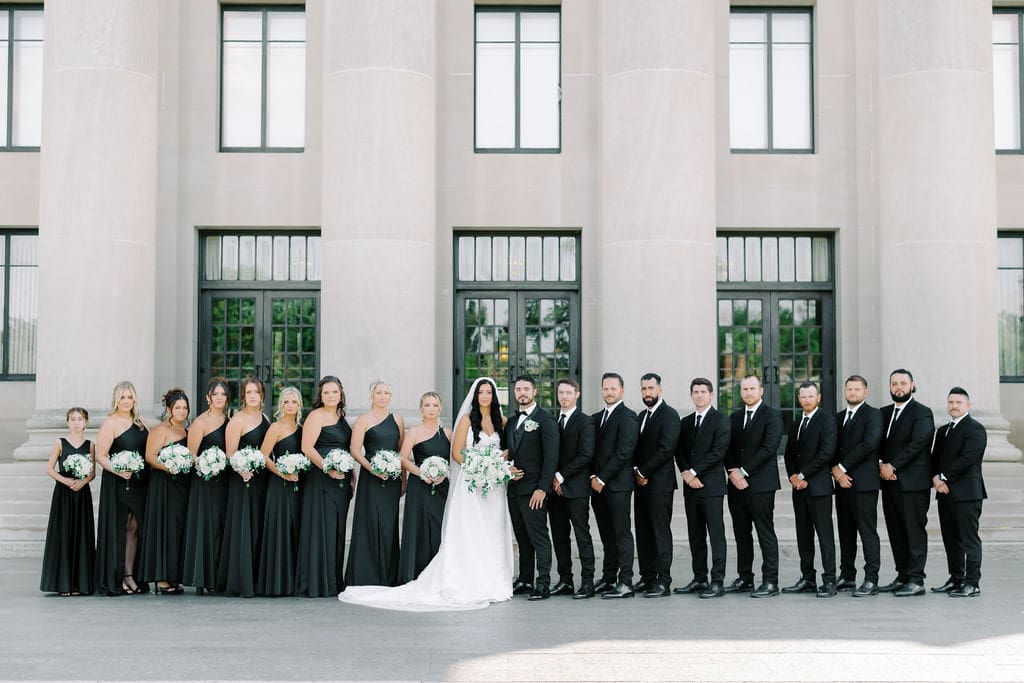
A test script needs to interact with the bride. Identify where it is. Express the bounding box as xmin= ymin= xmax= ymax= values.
xmin=337 ymin=377 xmax=513 ymax=611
